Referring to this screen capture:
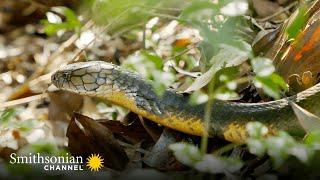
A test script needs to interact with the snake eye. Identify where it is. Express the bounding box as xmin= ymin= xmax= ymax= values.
xmin=61 ymin=72 xmax=69 ymax=79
